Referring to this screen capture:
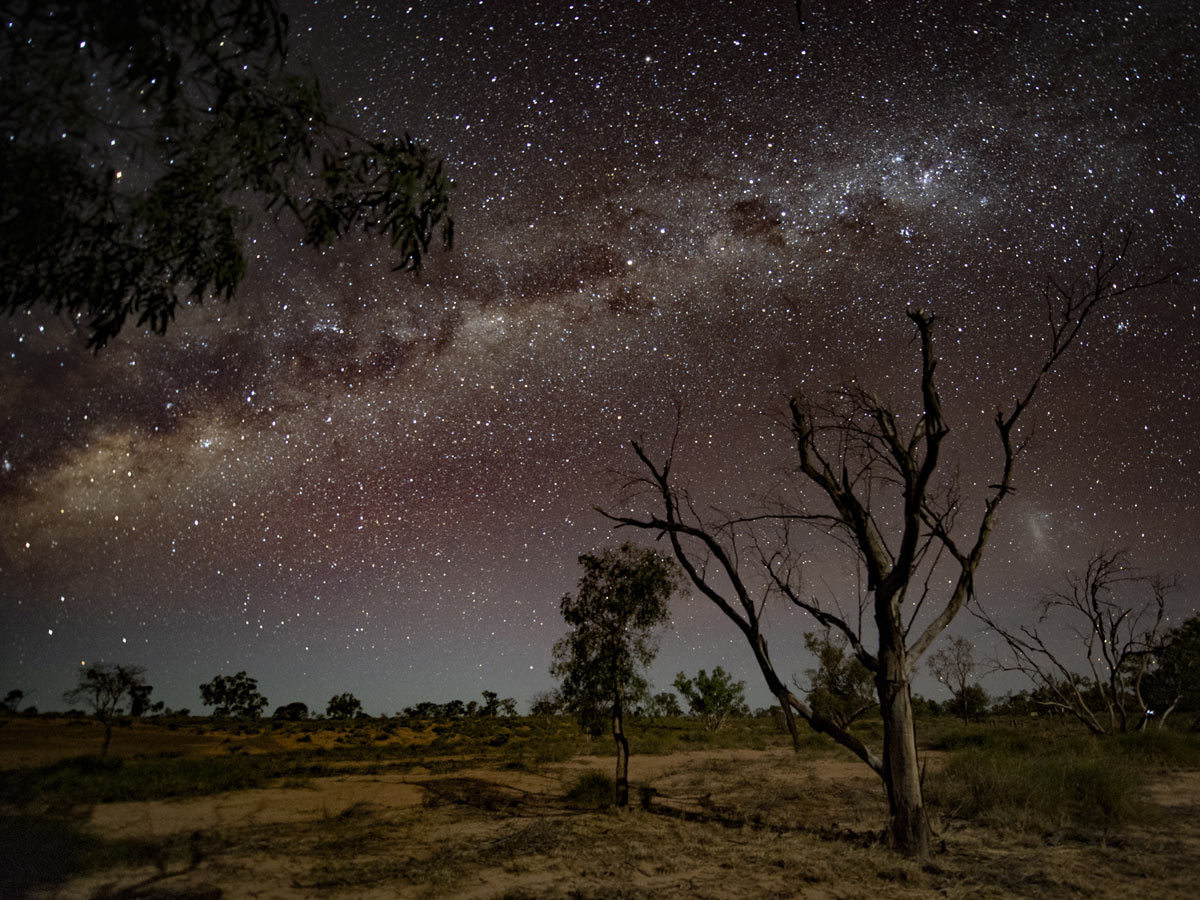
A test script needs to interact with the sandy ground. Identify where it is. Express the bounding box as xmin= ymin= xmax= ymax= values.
xmin=4 ymin=720 xmax=1200 ymax=900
